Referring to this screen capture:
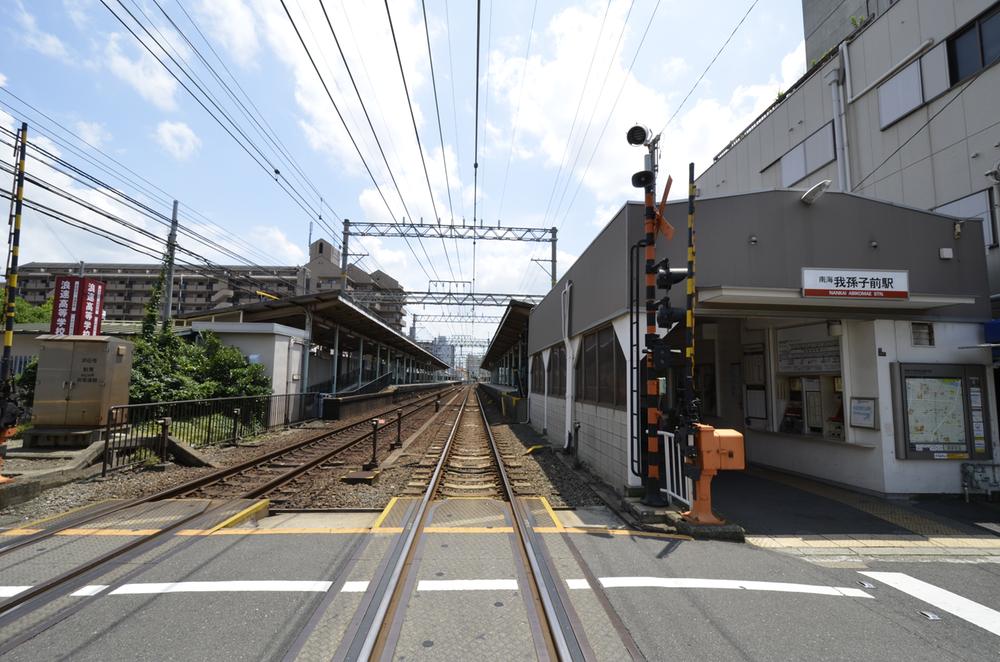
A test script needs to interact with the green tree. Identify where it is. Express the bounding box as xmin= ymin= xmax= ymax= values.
xmin=128 ymin=262 xmax=270 ymax=403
